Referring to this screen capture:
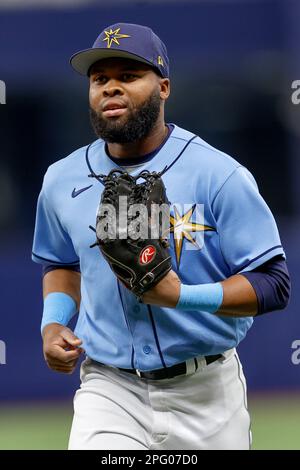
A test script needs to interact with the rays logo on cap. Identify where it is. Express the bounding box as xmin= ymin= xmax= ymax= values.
xmin=158 ymin=56 xmax=164 ymax=66
xmin=102 ymin=28 xmax=131 ymax=48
